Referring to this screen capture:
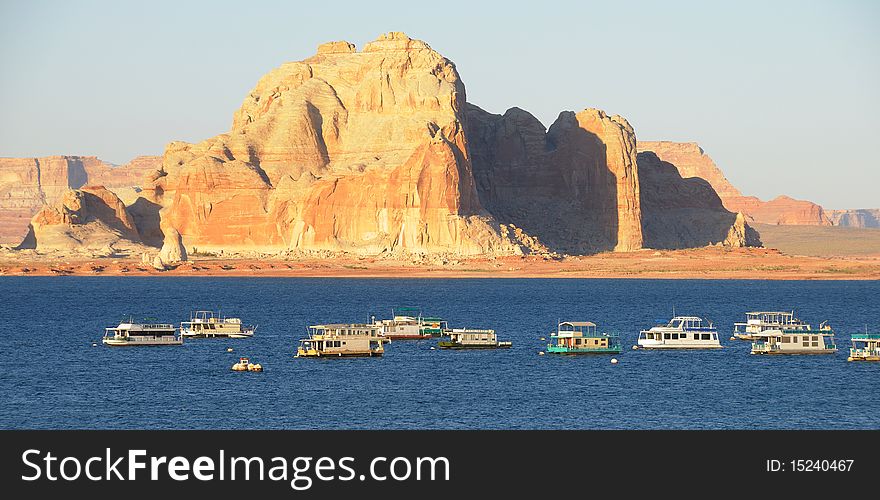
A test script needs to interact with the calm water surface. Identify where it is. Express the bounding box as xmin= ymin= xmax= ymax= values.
xmin=0 ymin=277 xmax=877 ymax=429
